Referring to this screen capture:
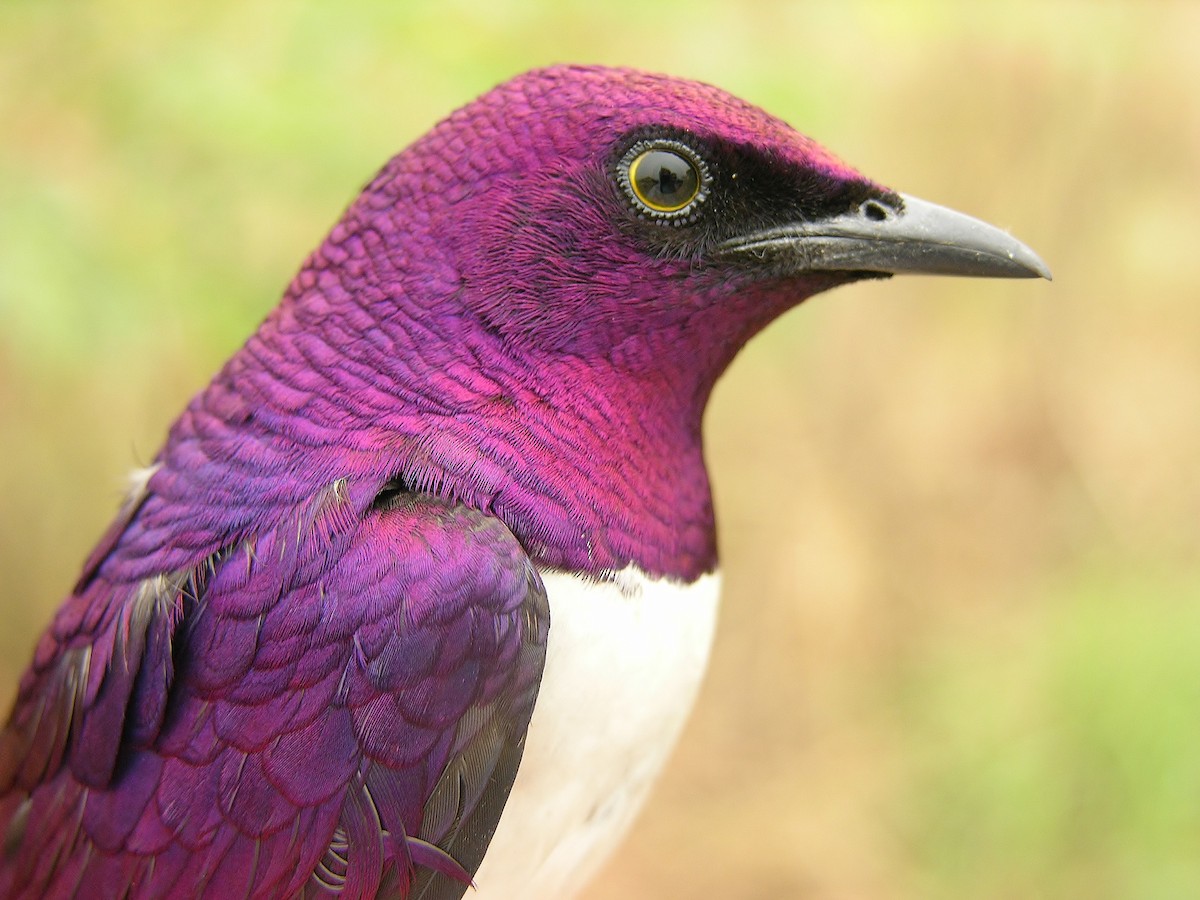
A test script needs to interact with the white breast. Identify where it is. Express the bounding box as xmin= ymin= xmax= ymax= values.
xmin=470 ymin=566 xmax=721 ymax=898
